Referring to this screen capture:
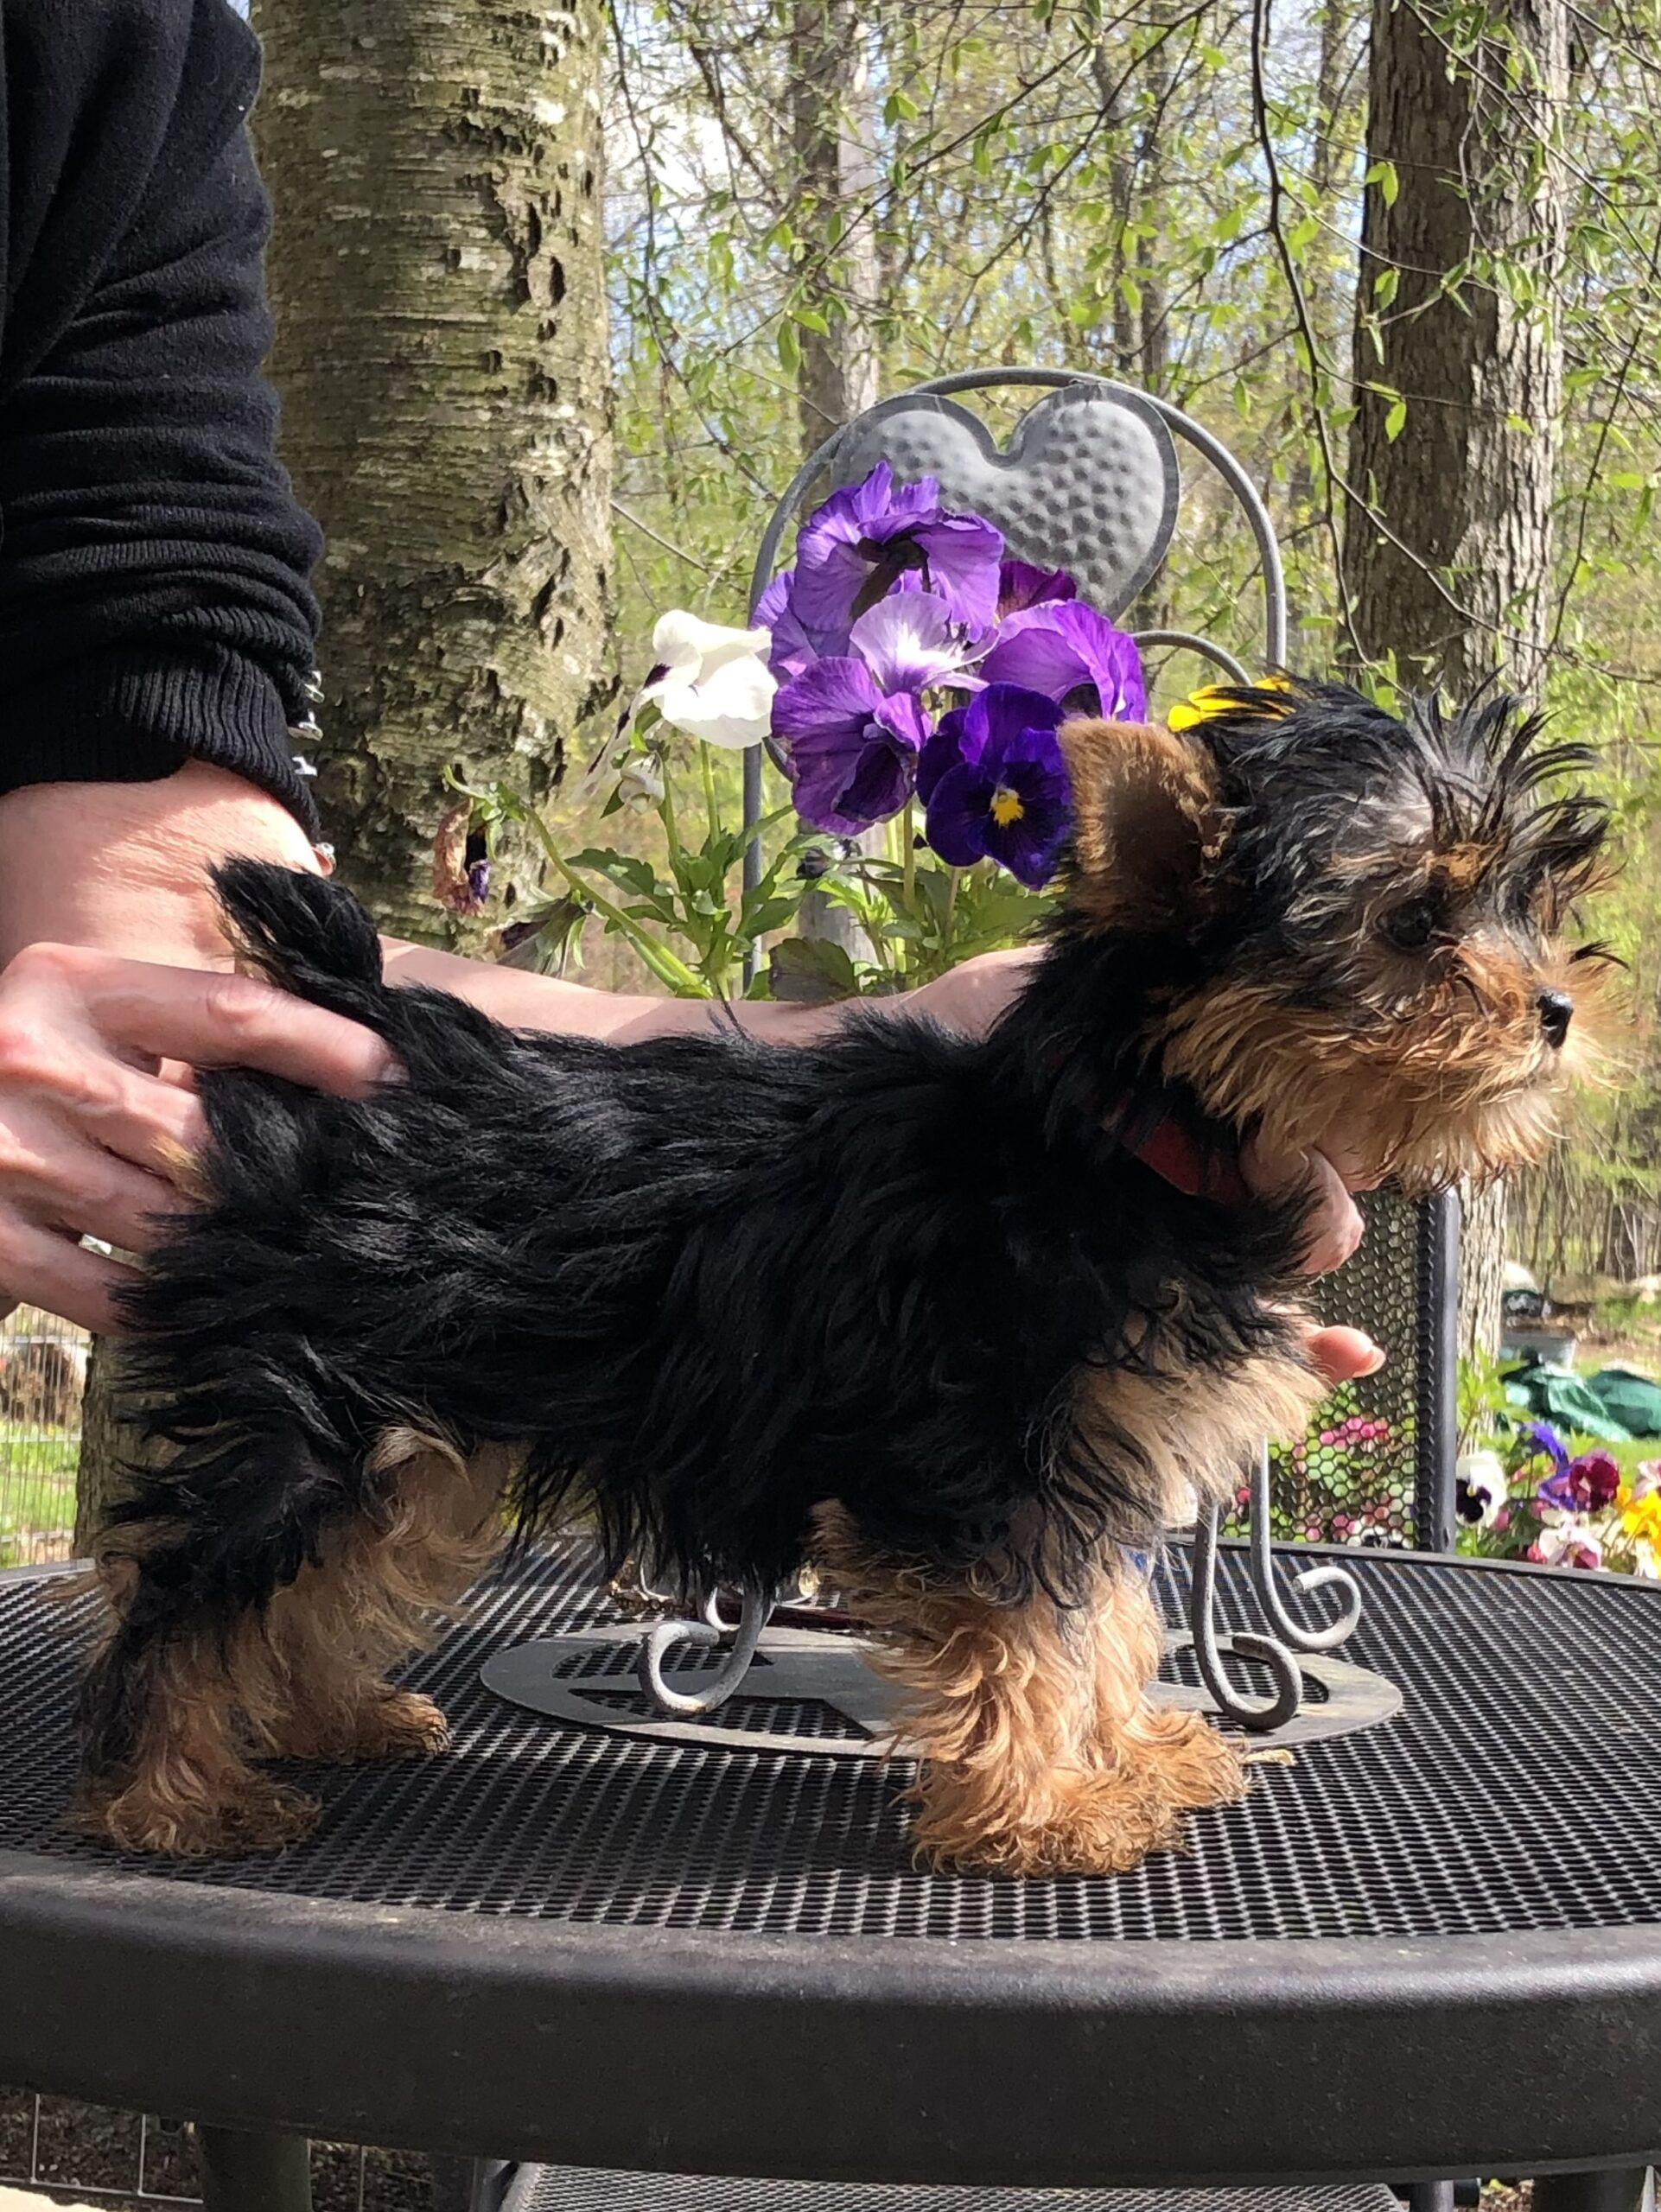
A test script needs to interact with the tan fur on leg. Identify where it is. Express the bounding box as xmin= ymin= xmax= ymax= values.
xmin=80 ymin=1434 xmax=509 ymax=1855
xmin=817 ymin=1506 xmax=1244 ymax=1875
xmin=76 ymin=1597 xmax=321 ymax=1858
xmin=246 ymin=1433 xmax=509 ymax=1763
